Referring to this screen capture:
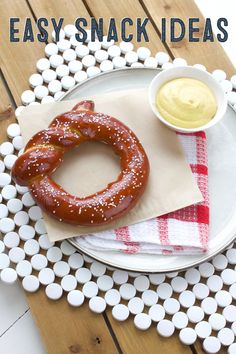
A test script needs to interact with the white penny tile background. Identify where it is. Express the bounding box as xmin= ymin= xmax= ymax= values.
xmin=1 ymin=5 xmax=236 ymax=353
